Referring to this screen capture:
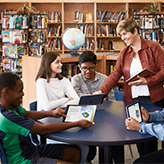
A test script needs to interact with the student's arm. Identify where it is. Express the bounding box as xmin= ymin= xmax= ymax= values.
xmin=64 ymin=78 xmax=80 ymax=105
xmin=36 ymin=79 xmax=69 ymax=110
xmin=125 ymin=107 xmax=164 ymax=141
xmin=25 ymin=107 xmax=66 ymax=120
xmin=30 ymin=119 xmax=94 ymax=135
